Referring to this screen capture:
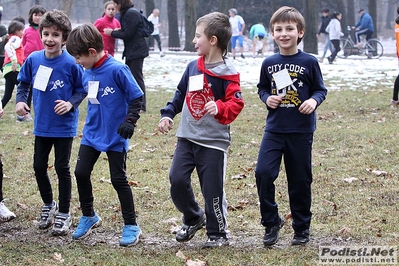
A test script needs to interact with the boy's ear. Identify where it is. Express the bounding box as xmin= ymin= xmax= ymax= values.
xmin=298 ymin=30 xmax=304 ymax=39
xmin=88 ymin=48 xmax=97 ymax=56
xmin=210 ymin=35 xmax=217 ymax=46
